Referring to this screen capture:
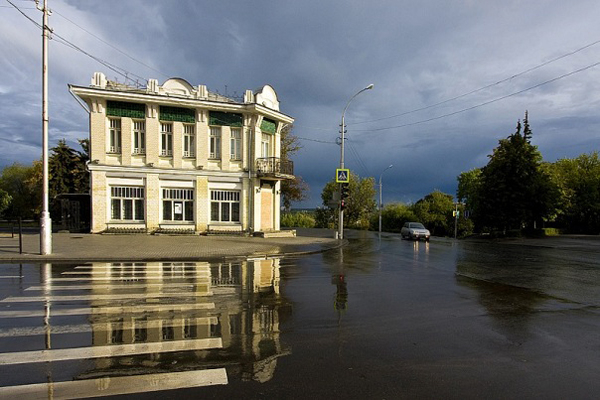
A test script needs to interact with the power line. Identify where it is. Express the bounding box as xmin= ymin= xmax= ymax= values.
xmin=354 ymin=59 xmax=600 ymax=133
xmin=346 ymin=136 xmax=371 ymax=177
xmin=350 ymin=38 xmax=600 ymax=126
xmin=296 ymin=136 xmax=337 ymax=144
xmin=5 ymin=0 xmax=41 ymax=28
xmin=52 ymin=9 xmax=169 ymax=79
xmin=6 ymin=0 xmax=148 ymax=85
